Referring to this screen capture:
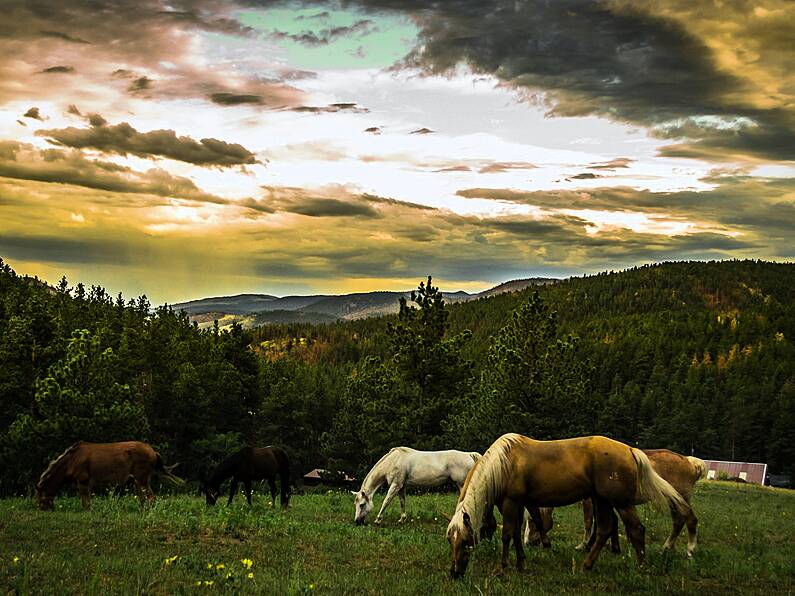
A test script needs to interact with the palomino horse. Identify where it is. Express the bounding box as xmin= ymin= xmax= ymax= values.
xmin=203 ymin=446 xmax=291 ymax=507
xmin=352 ymin=447 xmax=480 ymax=525
xmin=36 ymin=441 xmax=183 ymax=510
xmin=524 ymin=449 xmax=708 ymax=556
xmin=446 ymin=434 xmax=690 ymax=578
